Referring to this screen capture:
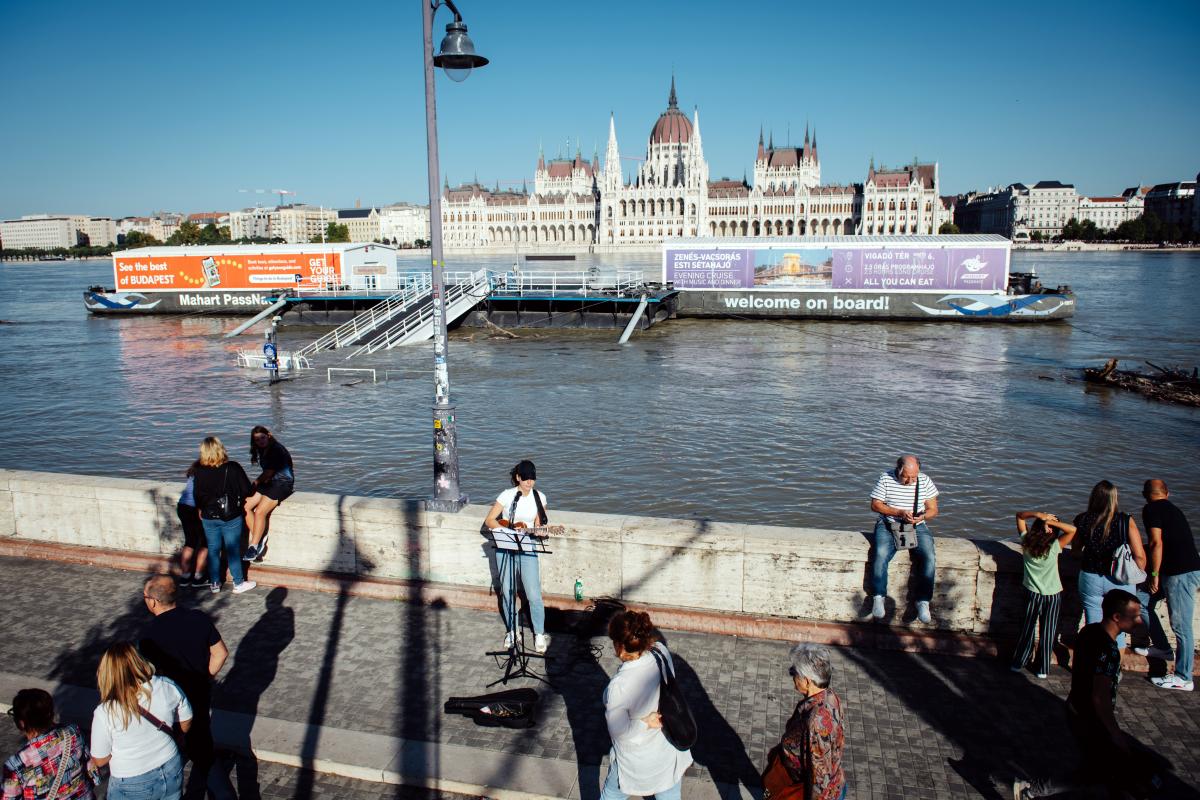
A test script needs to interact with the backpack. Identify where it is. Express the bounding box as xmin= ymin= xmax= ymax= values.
xmin=649 ymin=644 xmax=697 ymax=751
xmin=201 ymin=465 xmax=241 ymax=521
